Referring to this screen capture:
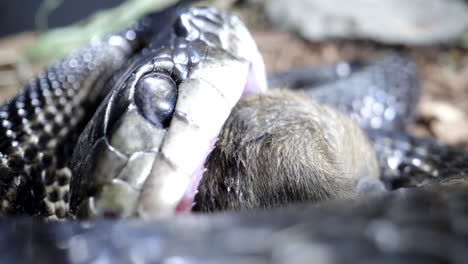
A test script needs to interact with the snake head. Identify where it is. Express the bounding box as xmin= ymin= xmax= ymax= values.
xmin=69 ymin=7 xmax=266 ymax=219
